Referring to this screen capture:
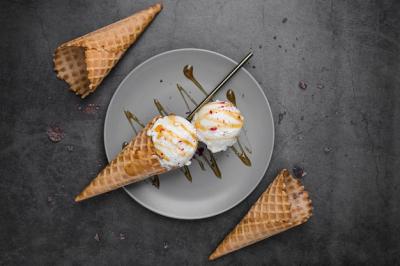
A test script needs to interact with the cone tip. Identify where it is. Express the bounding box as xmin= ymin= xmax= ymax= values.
xmin=208 ymin=253 xmax=217 ymax=261
xmin=154 ymin=2 xmax=163 ymax=11
xmin=74 ymin=194 xmax=84 ymax=202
